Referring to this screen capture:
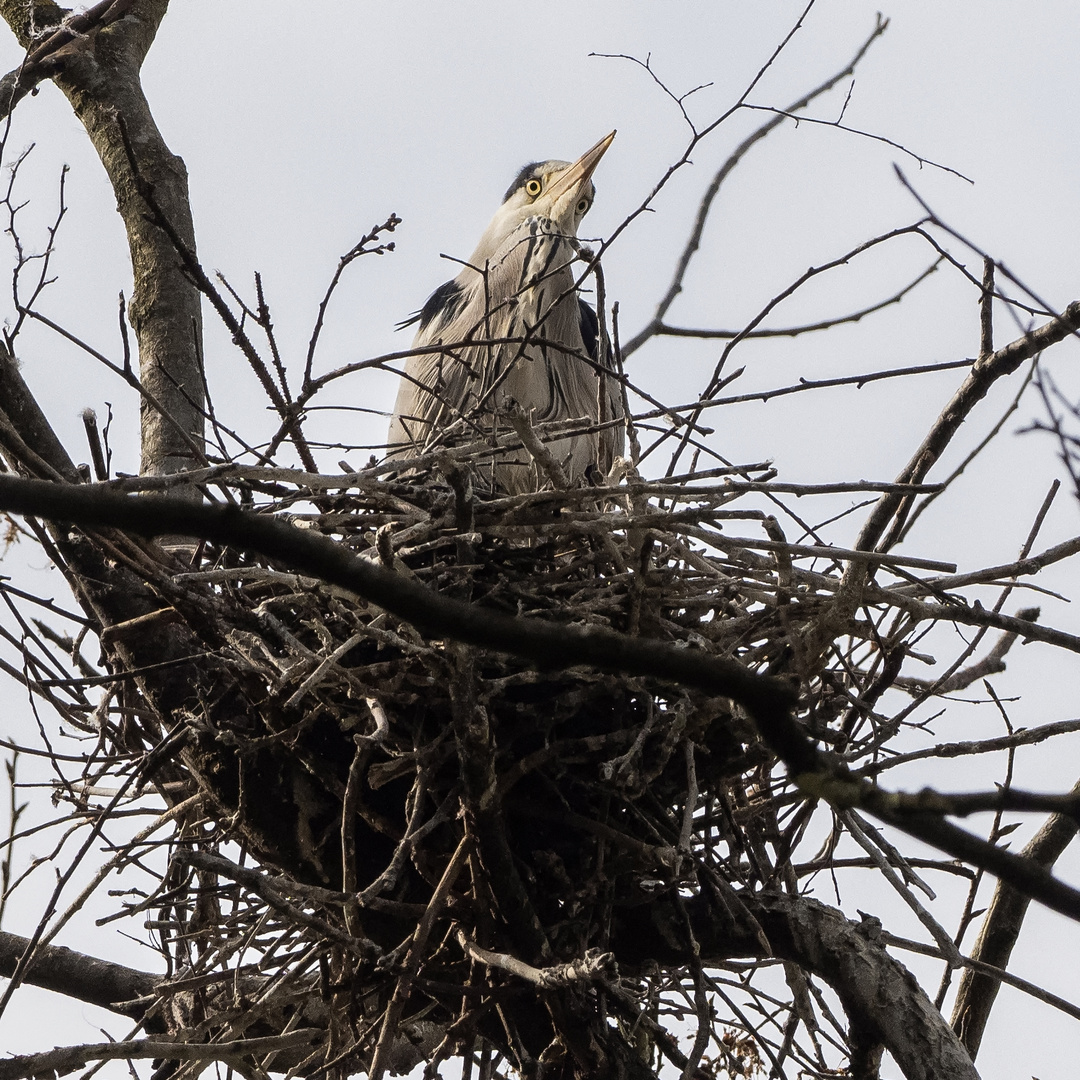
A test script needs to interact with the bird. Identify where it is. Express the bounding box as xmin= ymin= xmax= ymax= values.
xmin=386 ymin=131 xmax=624 ymax=494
